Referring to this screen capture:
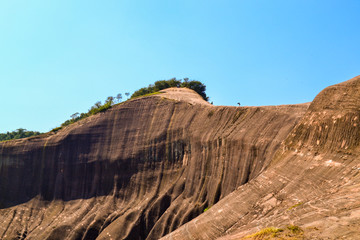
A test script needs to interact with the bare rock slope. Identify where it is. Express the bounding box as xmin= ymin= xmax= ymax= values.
xmin=161 ymin=75 xmax=360 ymax=240
xmin=0 ymin=76 xmax=359 ymax=239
